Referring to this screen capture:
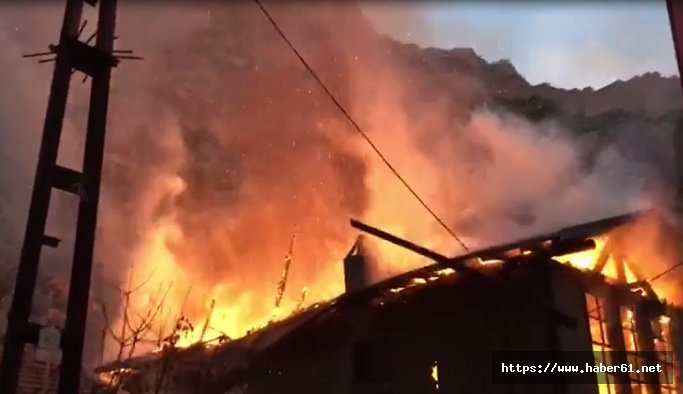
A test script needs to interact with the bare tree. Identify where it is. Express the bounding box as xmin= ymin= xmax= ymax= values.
xmin=198 ymin=298 xmax=215 ymax=343
xmin=94 ymin=269 xmax=173 ymax=362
